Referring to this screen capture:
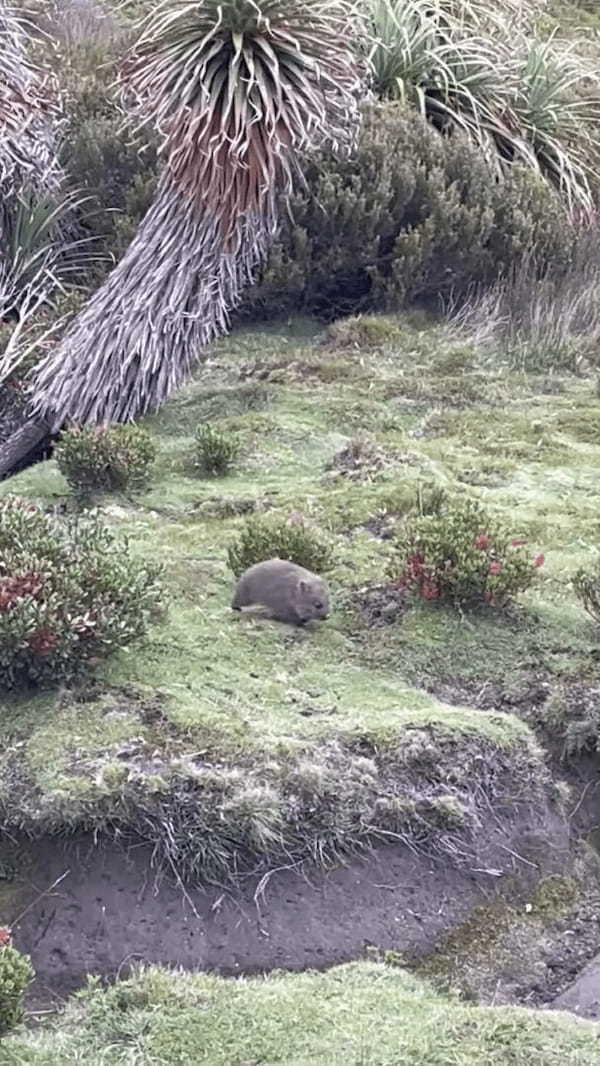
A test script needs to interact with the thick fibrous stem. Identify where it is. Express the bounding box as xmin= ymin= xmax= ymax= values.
xmin=28 ymin=0 xmax=364 ymax=427
xmin=0 ymin=417 xmax=50 ymax=478
xmin=31 ymin=174 xmax=273 ymax=427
